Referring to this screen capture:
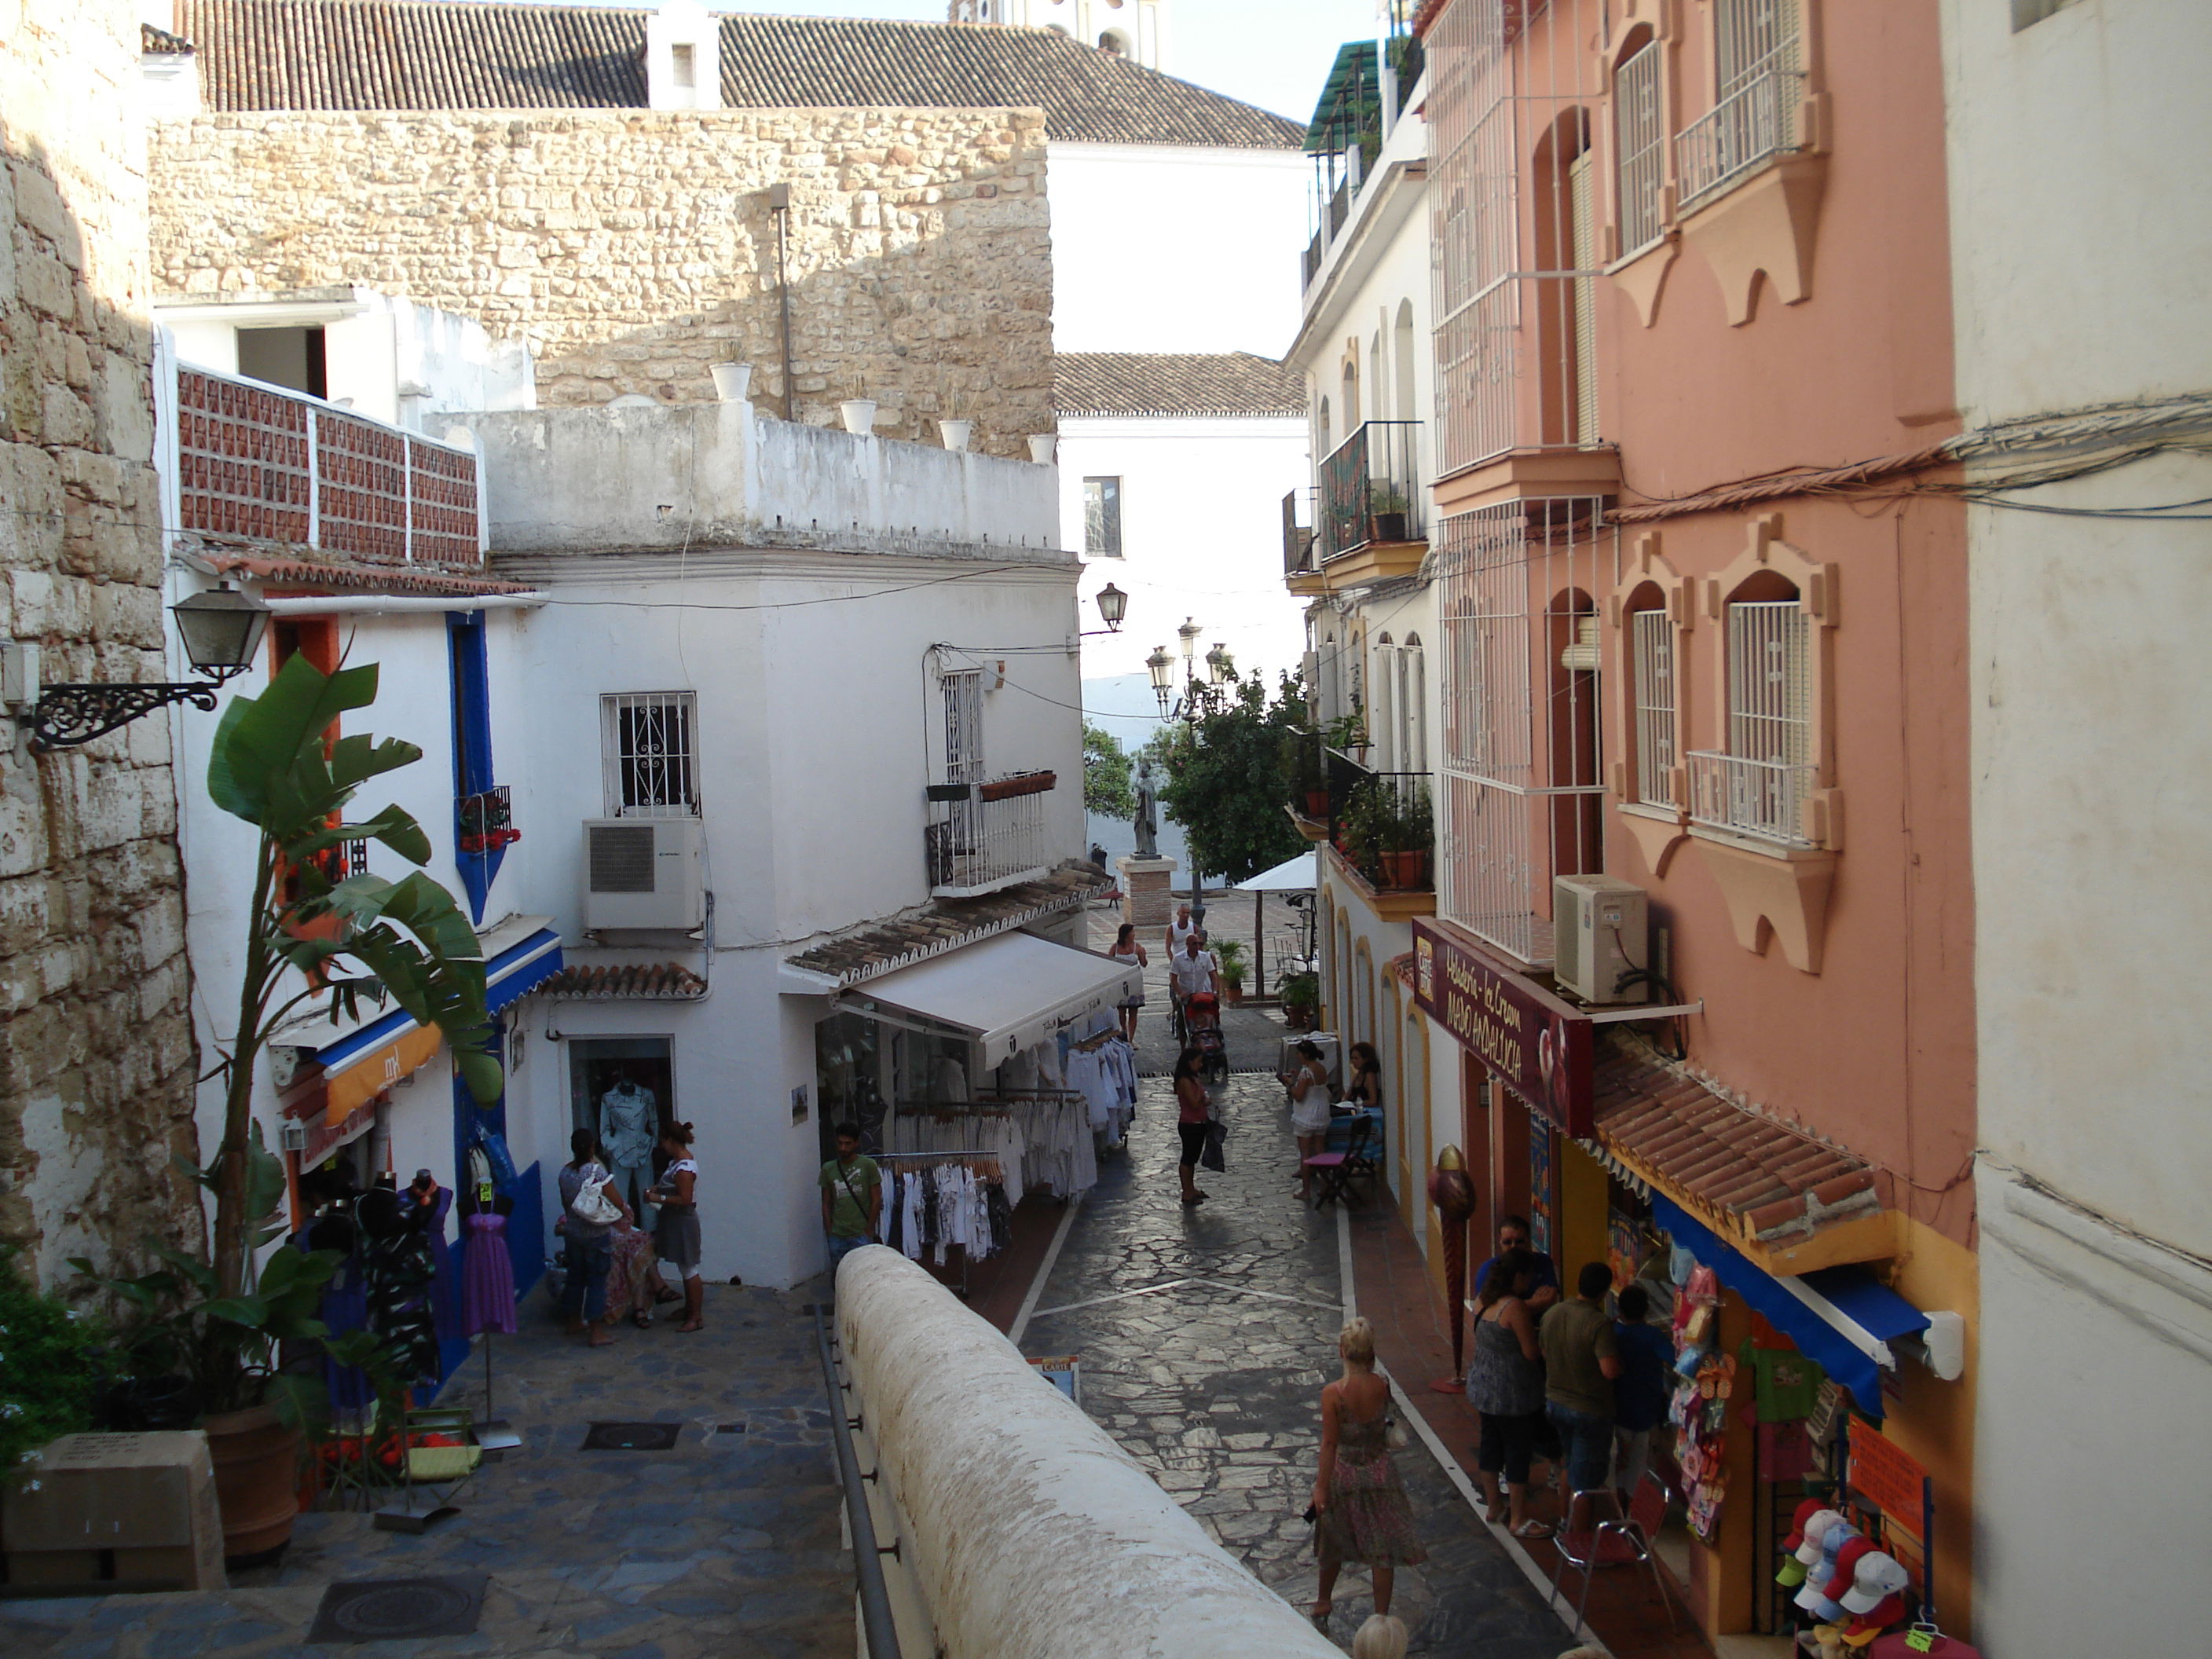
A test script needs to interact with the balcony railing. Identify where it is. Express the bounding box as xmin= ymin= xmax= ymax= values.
xmin=458 ymin=784 xmax=519 ymax=855
xmin=1686 ymin=751 xmax=1816 ymax=847
xmin=925 ymin=771 xmax=1055 ymax=898
xmin=1309 ymin=744 xmax=1432 ymax=892
xmin=1282 ymin=489 xmax=1317 ymax=577
xmin=1675 ymin=62 xmax=1804 ymax=210
xmin=174 ymin=365 xmax=483 ymax=565
xmin=1318 ymin=421 xmax=1425 ymax=561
